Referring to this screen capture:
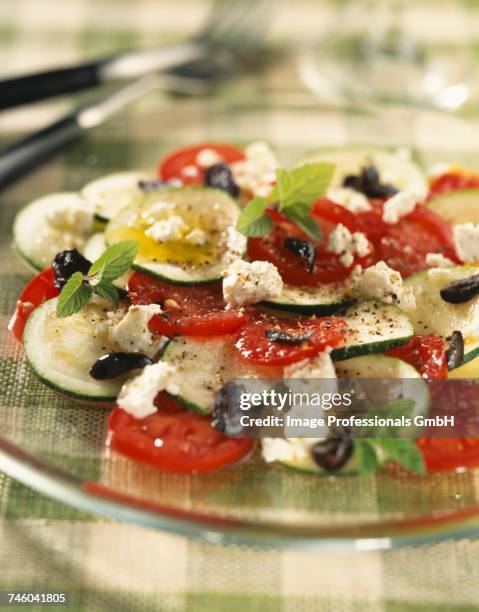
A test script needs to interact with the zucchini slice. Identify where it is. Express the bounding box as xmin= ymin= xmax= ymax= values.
xmin=82 ymin=171 xmax=149 ymax=223
xmin=83 ymin=233 xmax=130 ymax=291
xmin=161 ymin=301 xmax=413 ymax=414
xmin=13 ymin=193 xmax=93 ymax=271
xmin=463 ymin=340 xmax=479 ymax=366
xmin=105 ymin=186 xmax=246 ymax=285
xmin=262 ymin=283 xmax=350 ymax=315
xmin=331 ymin=300 xmax=414 ymax=361
xmin=403 ymin=266 xmax=479 ymax=341
xmin=335 ymin=353 xmax=425 ymax=379
xmin=449 ymin=352 xmax=479 ymax=377
xmin=427 ymin=189 xmax=479 ymax=226
xmin=160 ymin=336 xmax=279 ymax=415
xmin=298 ymin=148 xmax=428 ymax=197
xmin=23 ymin=298 xmax=128 ymax=403
xmin=279 ymin=354 xmax=428 ymax=475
